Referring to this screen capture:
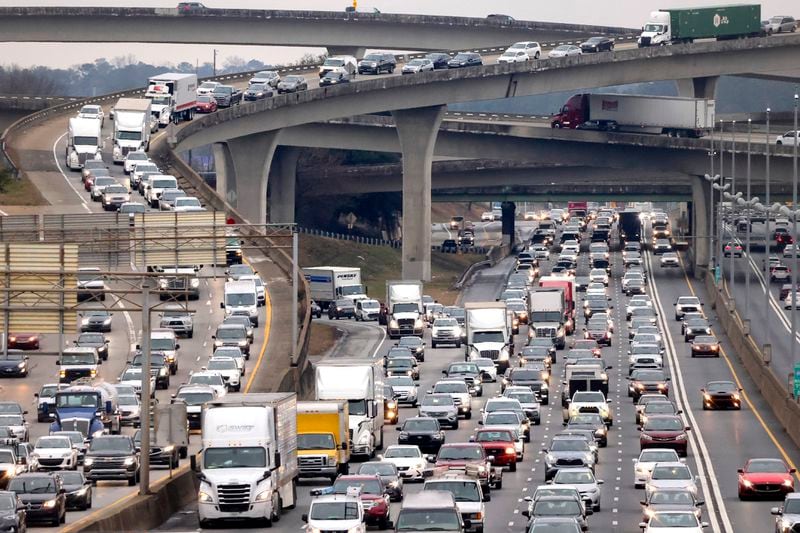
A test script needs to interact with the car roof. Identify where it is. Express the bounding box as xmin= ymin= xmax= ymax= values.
xmin=402 ymin=490 xmax=457 ymax=509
